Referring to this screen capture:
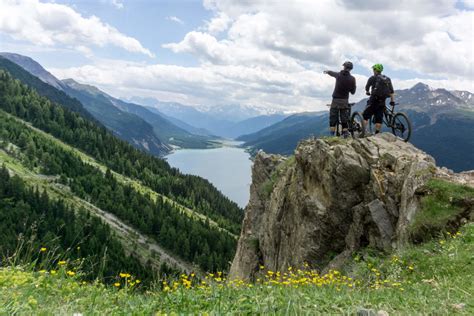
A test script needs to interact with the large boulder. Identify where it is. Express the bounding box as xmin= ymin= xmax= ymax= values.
xmin=229 ymin=133 xmax=437 ymax=280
